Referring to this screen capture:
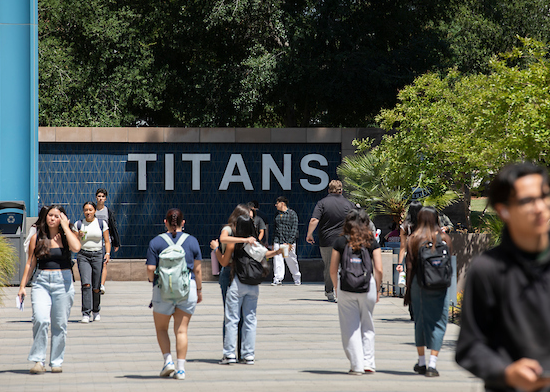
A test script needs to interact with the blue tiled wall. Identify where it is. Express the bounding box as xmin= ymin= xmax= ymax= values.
xmin=39 ymin=143 xmax=341 ymax=260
